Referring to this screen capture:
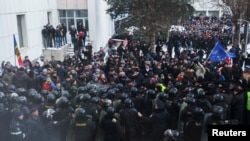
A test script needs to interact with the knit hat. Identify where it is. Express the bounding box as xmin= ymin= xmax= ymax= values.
xmin=13 ymin=110 xmax=23 ymax=118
